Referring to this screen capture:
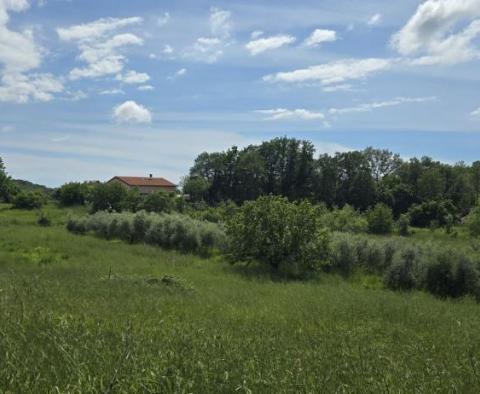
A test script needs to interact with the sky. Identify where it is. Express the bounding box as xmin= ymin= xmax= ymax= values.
xmin=1 ymin=0 xmax=480 ymax=187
